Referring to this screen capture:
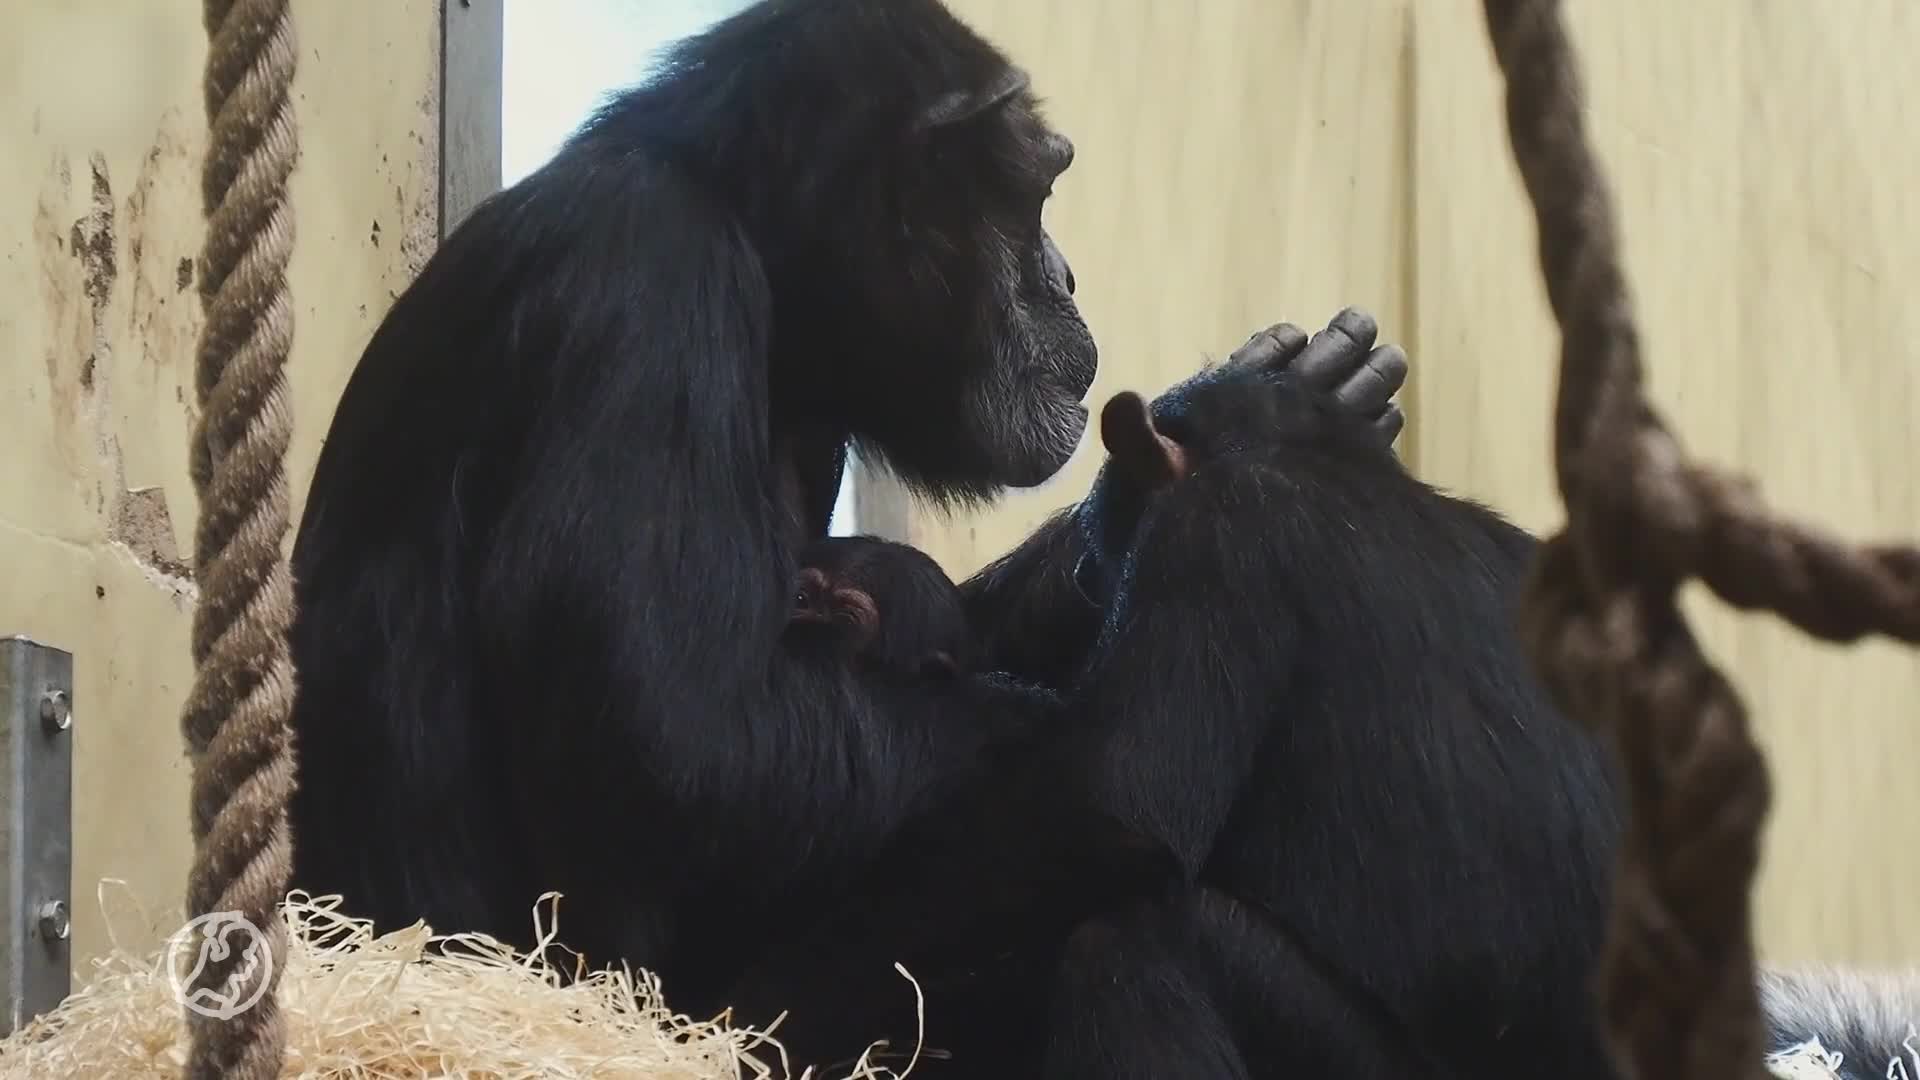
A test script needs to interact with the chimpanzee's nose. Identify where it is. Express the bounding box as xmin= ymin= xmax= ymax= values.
xmin=1046 ymin=132 xmax=1076 ymax=174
